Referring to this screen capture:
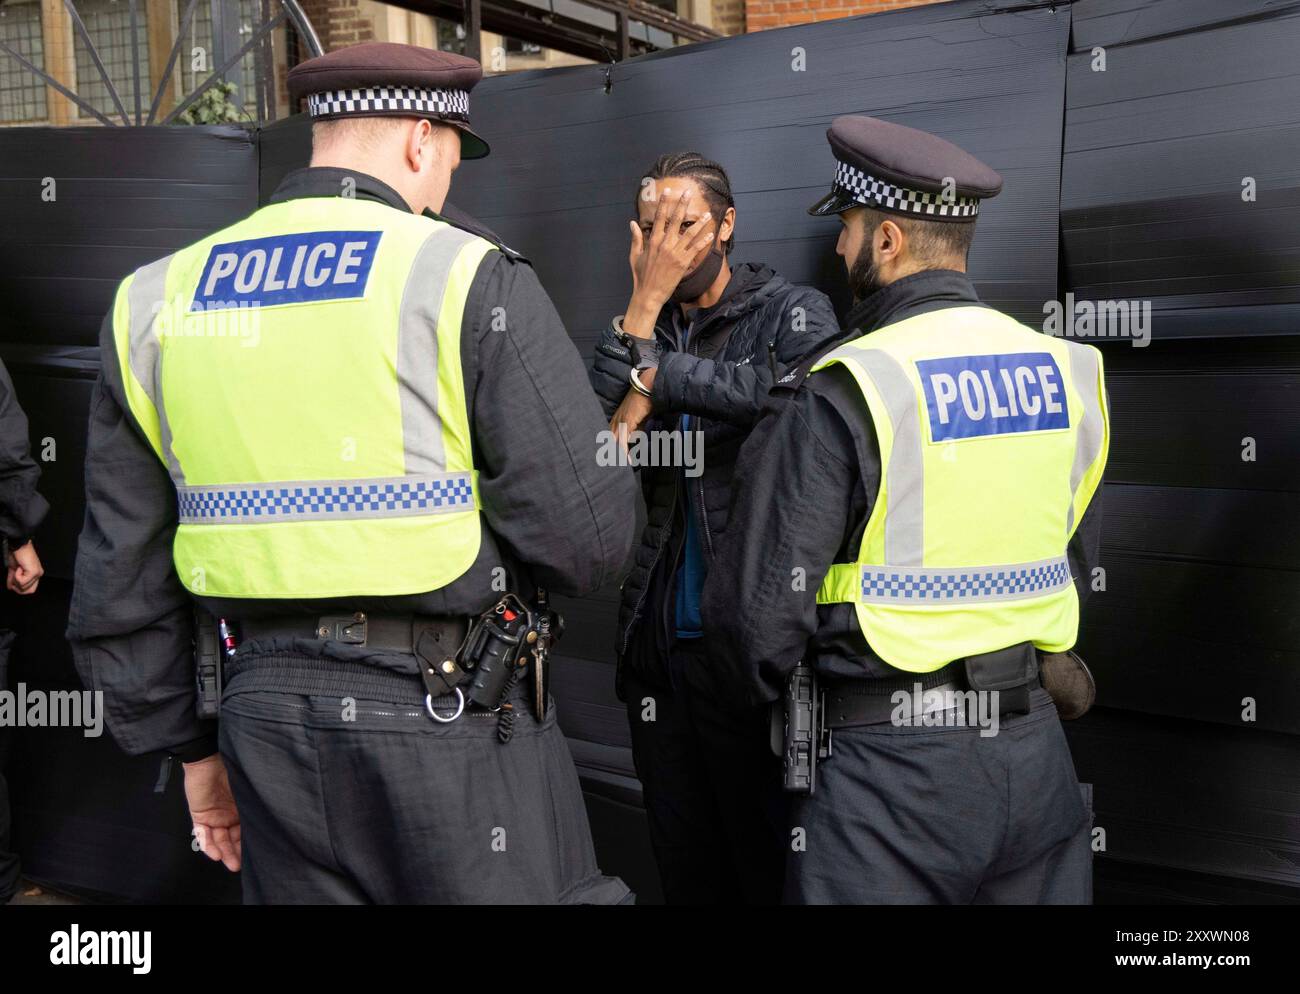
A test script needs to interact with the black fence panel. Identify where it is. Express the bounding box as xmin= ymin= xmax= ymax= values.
xmin=0 ymin=126 xmax=259 ymax=350
xmin=1065 ymin=0 xmax=1300 ymax=896
xmin=0 ymin=126 xmax=260 ymax=903
xmin=1062 ymin=1 xmax=1300 ymax=337
xmin=444 ymin=0 xmax=1068 ymax=336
